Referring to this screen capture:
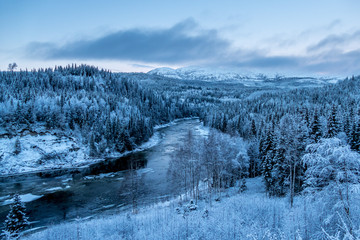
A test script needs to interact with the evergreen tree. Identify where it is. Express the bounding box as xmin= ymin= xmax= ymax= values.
xmin=350 ymin=121 xmax=360 ymax=152
xmin=271 ymin=141 xmax=288 ymax=196
xmin=310 ymin=111 xmax=322 ymax=143
xmin=261 ymin=127 xmax=276 ymax=194
xmin=2 ymin=194 xmax=29 ymax=239
xmin=327 ymin=105 xmax=339 ymax=138
xmin=343 ymin=112 xmax=352 ymax=142
xmin=250 ymin=119 xmax=257 ymax=137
